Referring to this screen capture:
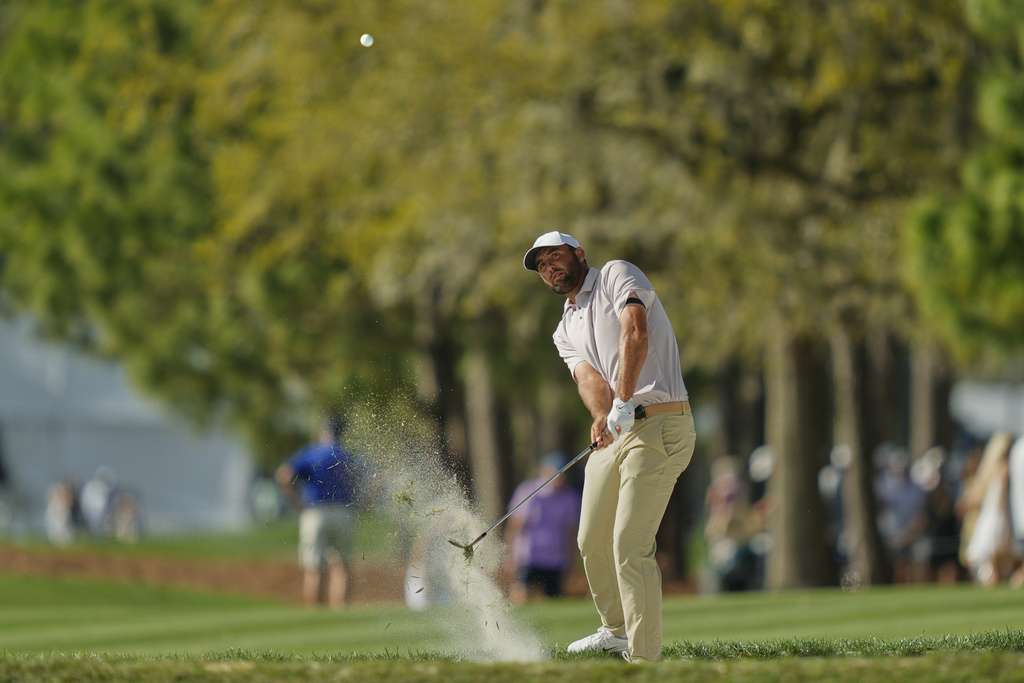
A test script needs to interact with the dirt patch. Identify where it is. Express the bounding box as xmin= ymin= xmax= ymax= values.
xmin=0 ymin=543 xmax=692 ymax=605
xmin=0 ymin=543 xmax=407 ymax=606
